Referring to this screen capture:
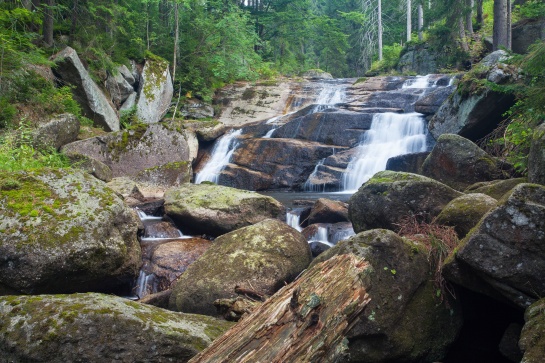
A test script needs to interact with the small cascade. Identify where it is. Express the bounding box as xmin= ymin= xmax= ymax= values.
xmin=195 ymin=129 xmax=242 ymax=184
xmin=308 ymin=226 xmax=334 ymax=247
xmin=286 ymin=209 xmax=304 ymax=232
xmin=303 ymin=159 xmax=327 ymax=192
xmin=342 ymin=112 xmax=428 ymax=192
xmin=315 ymin=82 xmax=346 ymax=105
xmin=402 ymin=75 xmax=432 ymax=89
xmin=263 ymin=128 xmax=276 ymax=138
